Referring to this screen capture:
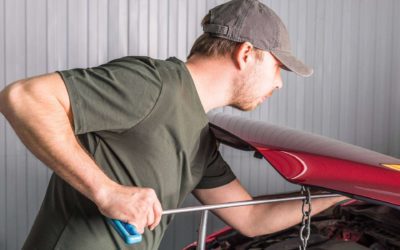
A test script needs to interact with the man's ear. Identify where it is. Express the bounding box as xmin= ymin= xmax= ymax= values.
xmin=232 ymin=42 xmax=255 ymax=70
